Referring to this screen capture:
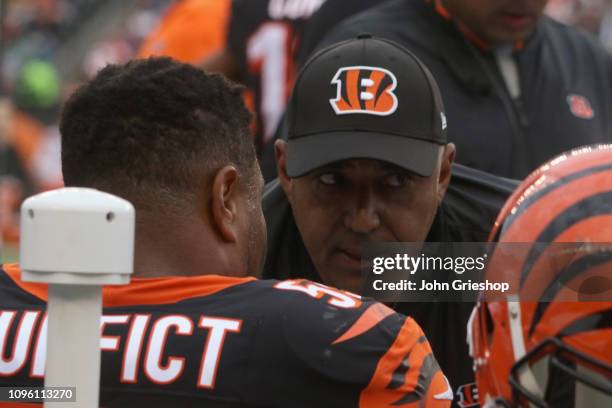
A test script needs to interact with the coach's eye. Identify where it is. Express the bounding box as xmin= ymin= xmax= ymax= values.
xmin=385 ymin=173 xmax=412 ymax=188
xmin=318 ymin=173 xmax=339 ymax=186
